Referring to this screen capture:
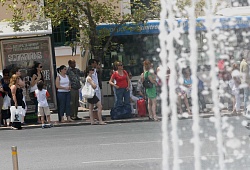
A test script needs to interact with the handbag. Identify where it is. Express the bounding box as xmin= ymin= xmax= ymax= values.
xmin=143 ymin=72 xmax=153 ymax=88
xmin=2 ymin=95 xmax=11 ymax=110
xmin=82 ymin=79 xmax=95 ymax=98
